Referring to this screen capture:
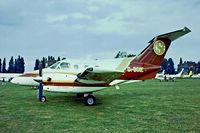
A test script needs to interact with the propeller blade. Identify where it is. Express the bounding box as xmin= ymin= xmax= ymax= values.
xmin=39 ymin=62 xmax=43 ymax=77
